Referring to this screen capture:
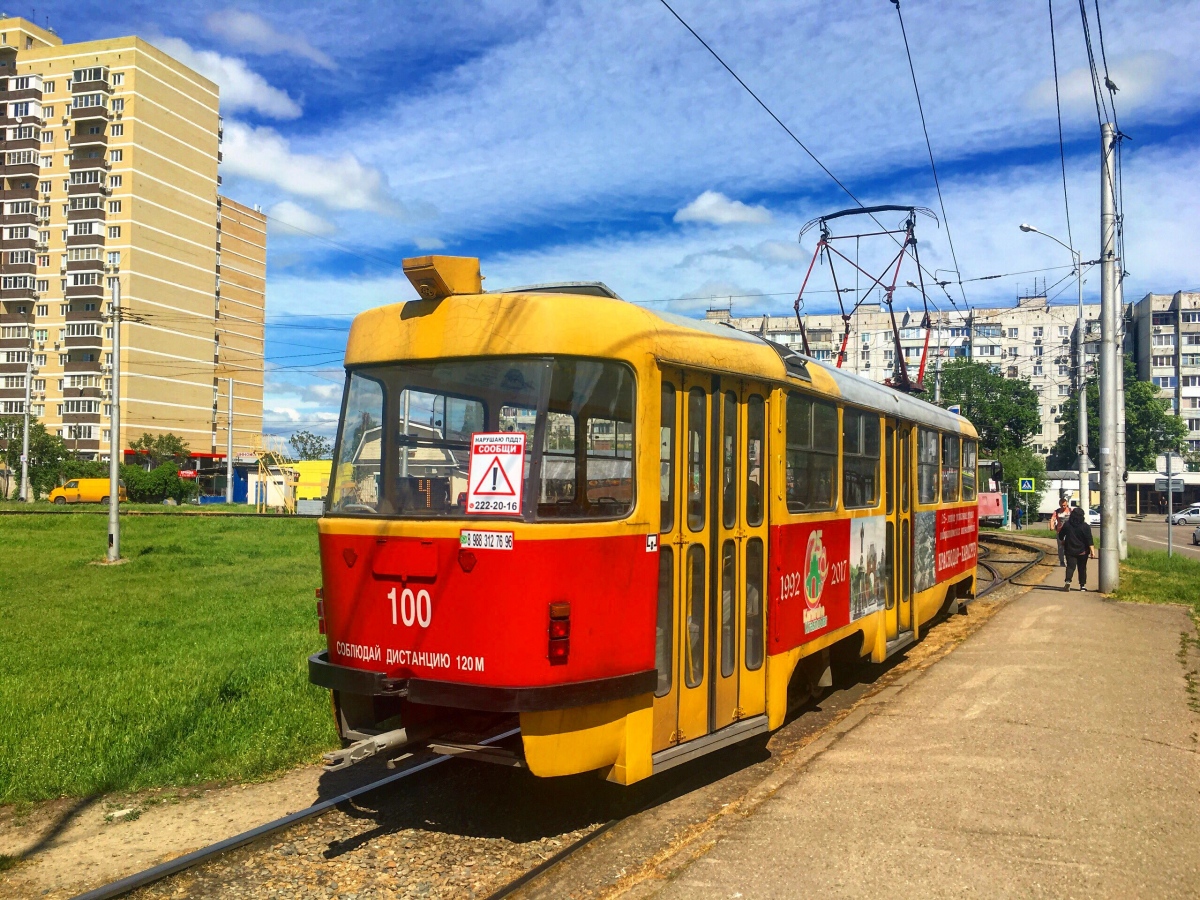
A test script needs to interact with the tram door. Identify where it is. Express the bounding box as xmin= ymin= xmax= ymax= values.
xmin=652 ymin=370 xmax=768 ymax=754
